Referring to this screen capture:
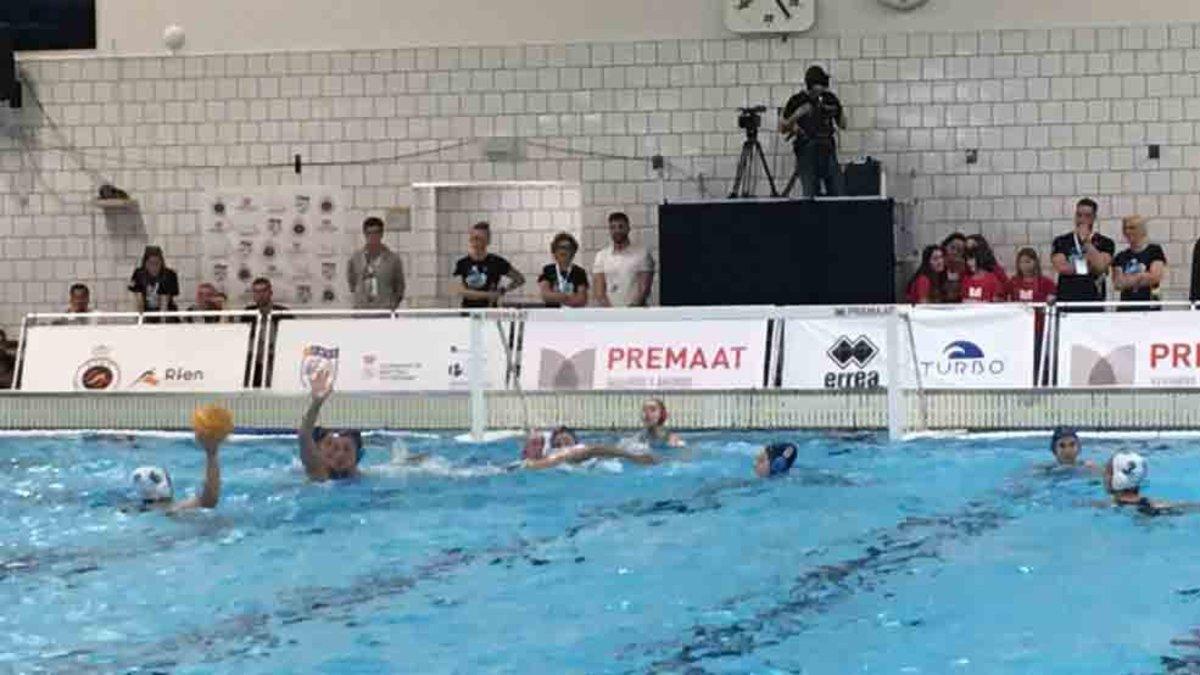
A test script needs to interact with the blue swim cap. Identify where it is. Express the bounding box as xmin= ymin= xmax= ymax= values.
xmin=1050 ymin=427 xmax=1079 ymax=455
xmin=313 ymin=427 xmax=365 ymax=463
xmin=765 ymin=442 xmax=797 ymax=476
